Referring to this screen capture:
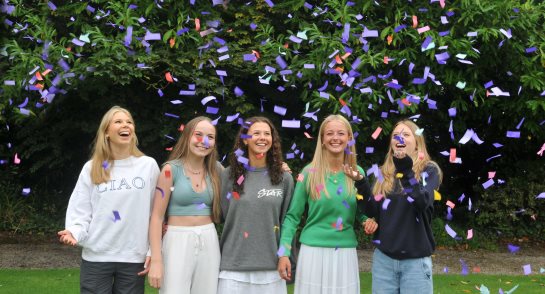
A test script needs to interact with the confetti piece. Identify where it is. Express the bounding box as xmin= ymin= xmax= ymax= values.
xmin=445 ymin=224 xmax=457 ymax=239
xmin=296 ymin=173 xmax=304 ymax=182
xmin=237 ymin=175 xmax=245 ymax=185
xmin=446 ymin=200 xmax=455 ymax=209
xmin=112 ymin=210 xmax=121 ymax=222
xmin=156 ymin=187 xmax=165 ymax=198
xmin=102 ymin=160 xmax=109 ymax=169
xmin=460 ymin=259 xmax=469 ymax=275
xmin=21 ymin=188 xmax=31 ymax=196
xmin=281 ymin=120 xmax=300 ymax=128
xmin=507 ymin=244 xmax=520 ymax=253
xmin=449 ymin=148 xmax=456 ymax=163
xmin=506 ymin=131 xmax=520 ymax=138
xmin=371 ymin=127 xmax=382 ymax=139
xmin=243 ymin=231 xmax=249 ymax=238
xmin=536 ymin=192 xmax=545 ymax=199
xmin=414 ymin=128 xmax=424 ymax=136
xmin=165 ymin=72 xmax=174 ymax=83
xmin=482 ymin=179 xmax=494 ymax=189
xmin=522 ymin=264 xmax=531 ymax=275
xmin=434 ymin=190 xmax=441 ymax=200
xmin=467 ymin=229 xmax=473 ymax=240
xmin=382 ymin=198 xmax=391 ymax=210
xmin=277 ymin=245 xmax=285 ymax=256
xmin=342 ymin=200 xmax=350 ymax=209
xmin=232 ymin=191 xmax=240 ymax=200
